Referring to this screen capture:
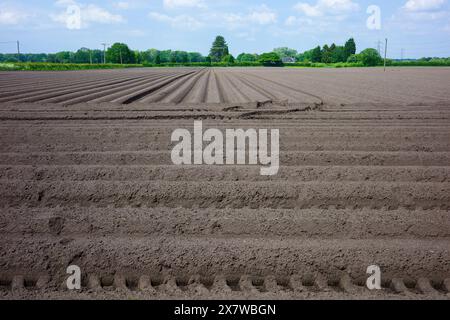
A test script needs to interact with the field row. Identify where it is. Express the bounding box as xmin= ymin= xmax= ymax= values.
xmin=1 ymin=165 xmax=450 ymax=182
xmin=1 ymin=207 xmax=449 ymax=238
xmin=1 ymin=180 xmax=449 ymax=210
xmin=1 ymin=68 xmax=450 ymax=106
